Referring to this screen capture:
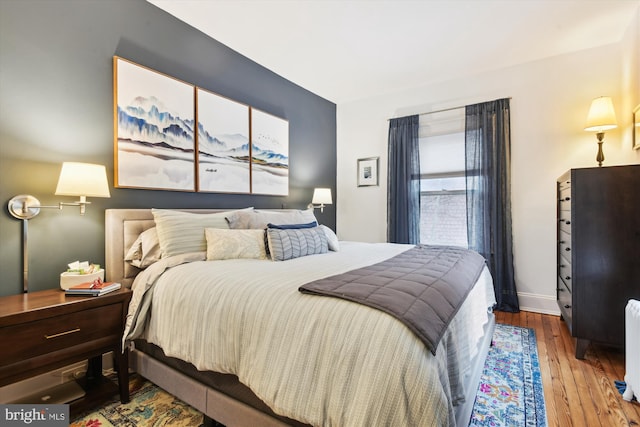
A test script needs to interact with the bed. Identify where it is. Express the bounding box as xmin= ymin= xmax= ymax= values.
xmin=105 ymin=208 xmax=496 ymax=427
